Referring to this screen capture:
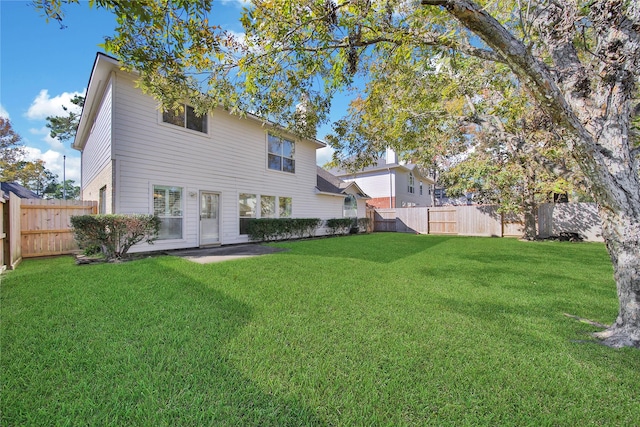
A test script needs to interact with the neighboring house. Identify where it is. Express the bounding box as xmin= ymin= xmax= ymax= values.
xmin=1 ymin=182 xmax=41 ymax=199
xmin=433 ymin=187 xmax=474 ymax=206
xmin=329 ymin=148 xmax=436 ymax=209
xmin=74 ymin=53 xmax=358 ymax=252
xmin=315 ymin=167 xmax=369 ymax=218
